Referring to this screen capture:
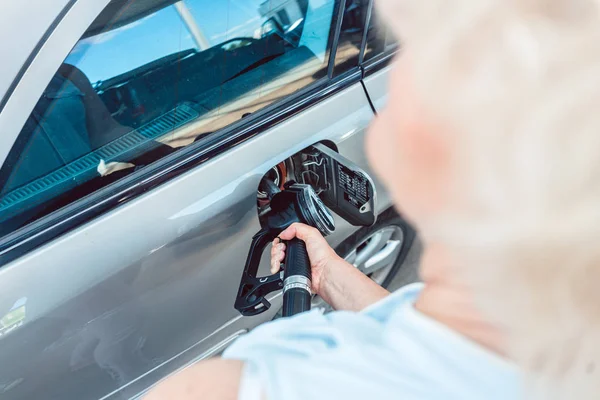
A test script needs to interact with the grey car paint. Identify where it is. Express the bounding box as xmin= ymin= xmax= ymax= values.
xmin=0 ymin=2 xmax=393 ymax=399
